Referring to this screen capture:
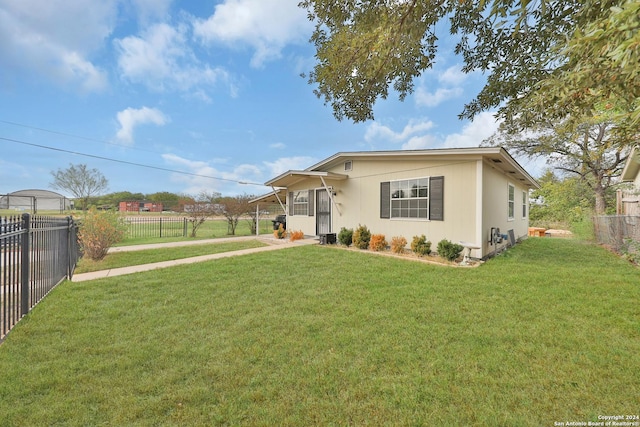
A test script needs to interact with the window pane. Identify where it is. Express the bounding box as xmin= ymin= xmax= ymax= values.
xmin=389 ymin=177 xmax=430 ymax=218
